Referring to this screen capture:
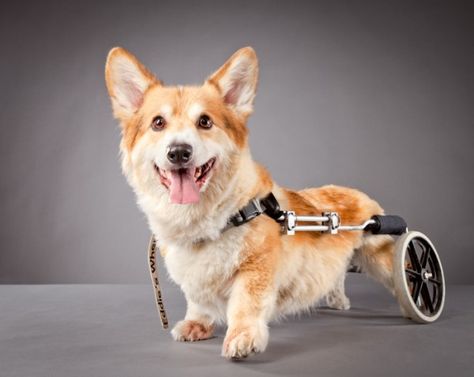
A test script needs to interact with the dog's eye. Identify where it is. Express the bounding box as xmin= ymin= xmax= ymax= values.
xmin=151 ymin=115 xmax=166 ymax=131
xmin=197 ymin=114 xmax=213 ymax=129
